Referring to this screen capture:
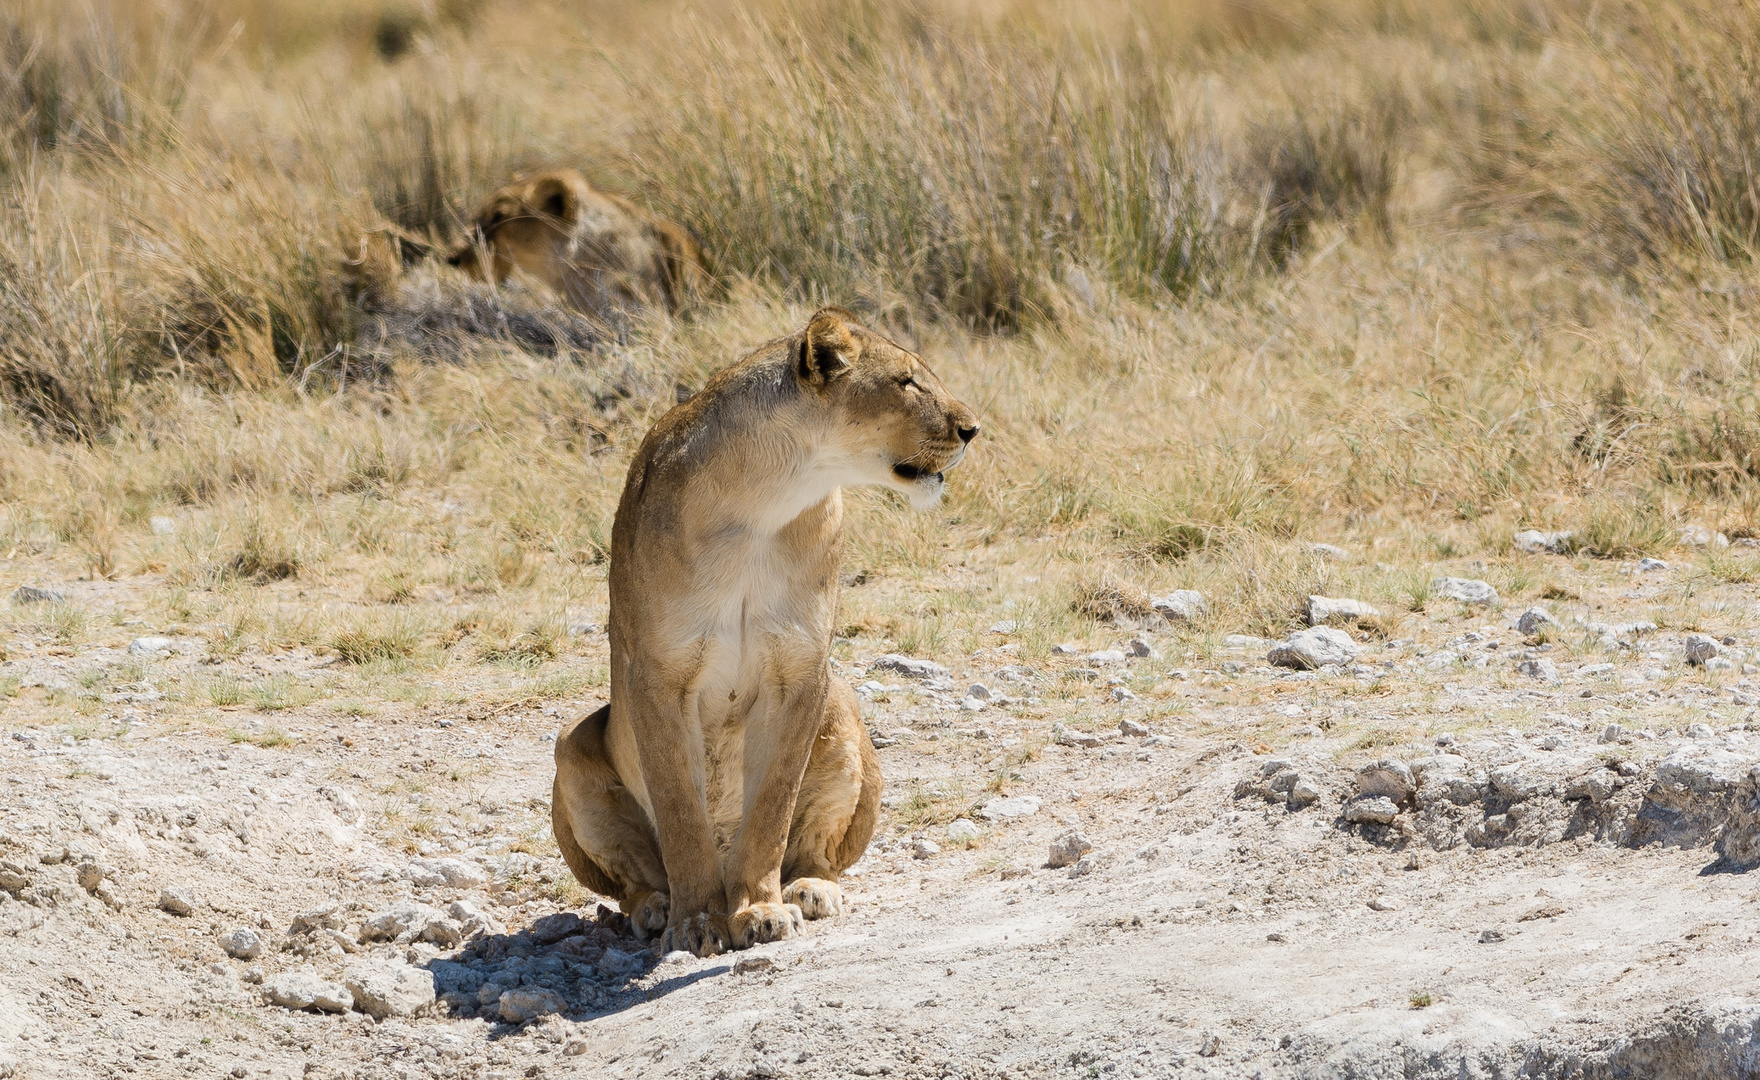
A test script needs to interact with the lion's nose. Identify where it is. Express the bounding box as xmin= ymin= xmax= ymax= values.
xmin=957 ymin=422 xmax=979 ymax=444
